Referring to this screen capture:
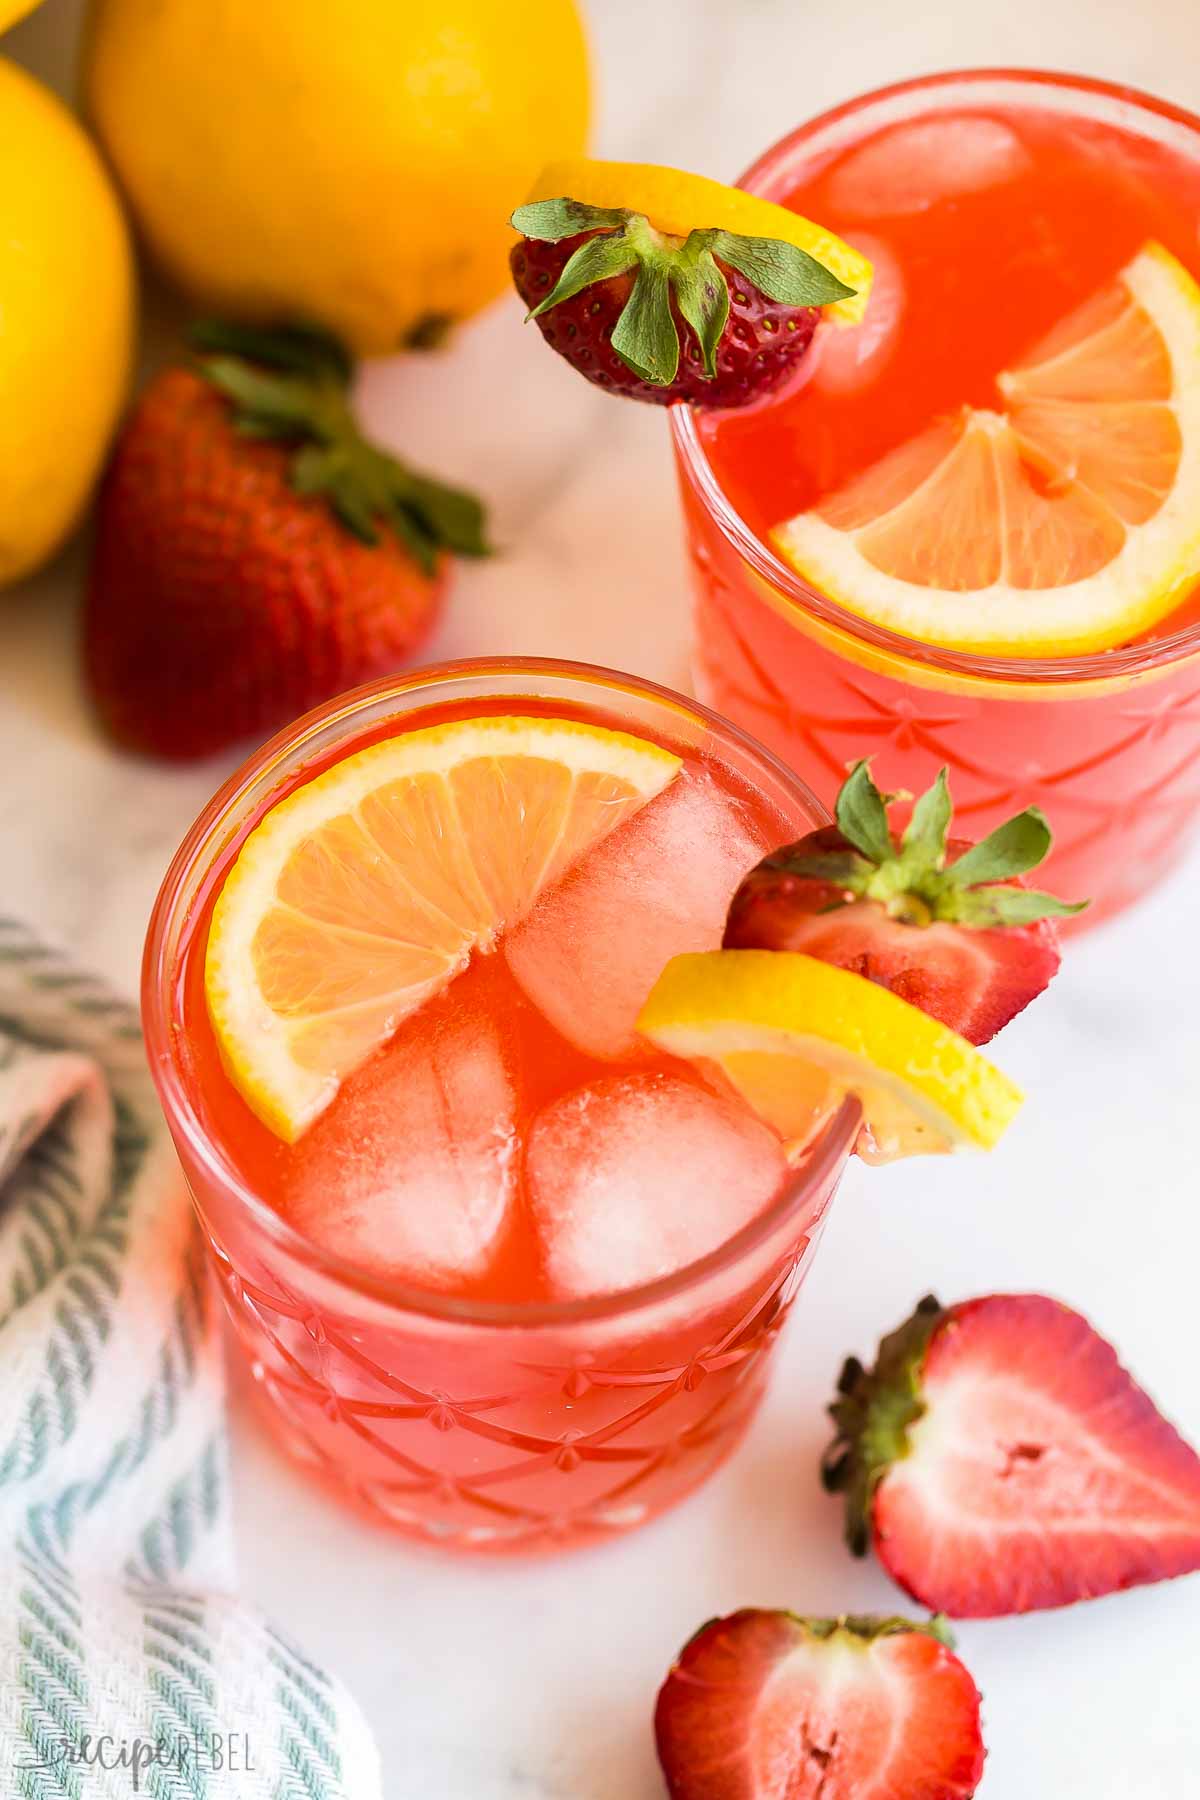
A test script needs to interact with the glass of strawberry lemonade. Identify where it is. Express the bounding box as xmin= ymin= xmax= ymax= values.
xmin=143 ymin=658 xmax=860 ymax=1553
xmin=674 ymin=70 xmax=1200 ymax=927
